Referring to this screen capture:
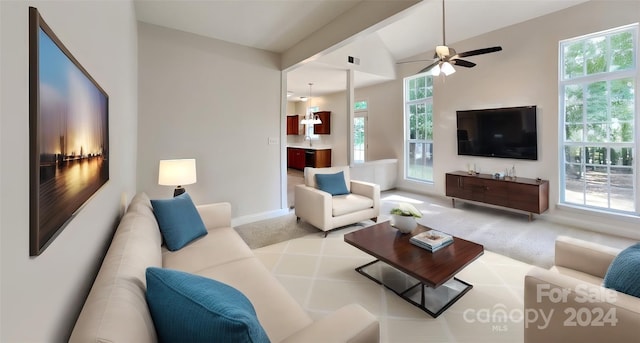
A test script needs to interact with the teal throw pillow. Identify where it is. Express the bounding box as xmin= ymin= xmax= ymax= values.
xmin=146 ymin=267 xmax=271 ymax=343
xmin=603 ymin=243 xmax=640 ymax=298
xmin=315 ymin=171 xmax=349 ymax=196
xmin=150 ymin=192 xmax=207 ymax=251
